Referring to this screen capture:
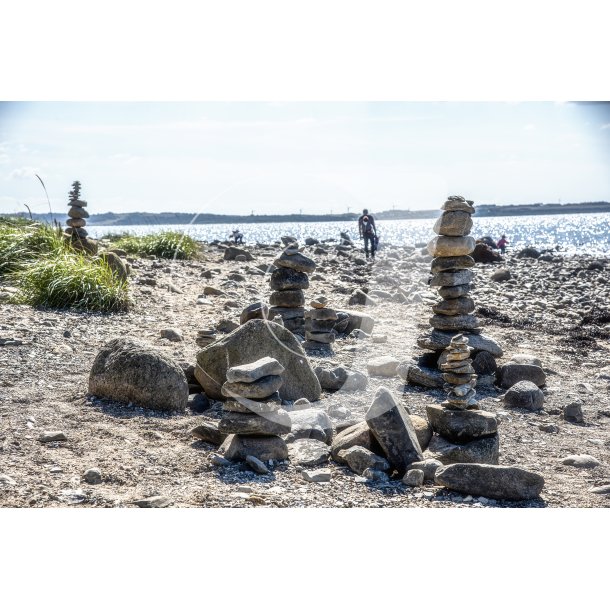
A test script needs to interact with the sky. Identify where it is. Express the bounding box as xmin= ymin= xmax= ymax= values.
xmin=0 ymin=101 xmax=609 ymax=216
